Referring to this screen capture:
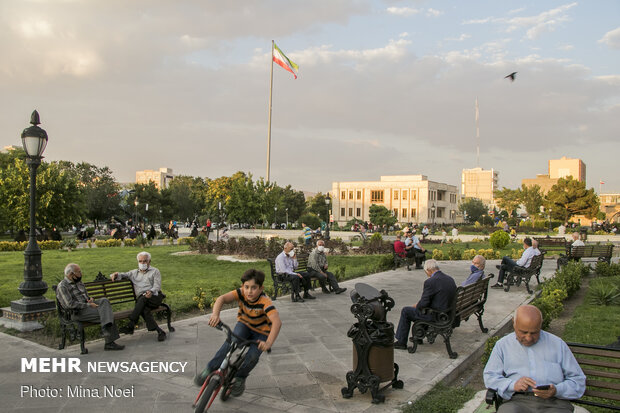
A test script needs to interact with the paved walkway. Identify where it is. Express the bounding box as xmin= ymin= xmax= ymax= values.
xmin=1 ymin=259 xmax=559 ymax=412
